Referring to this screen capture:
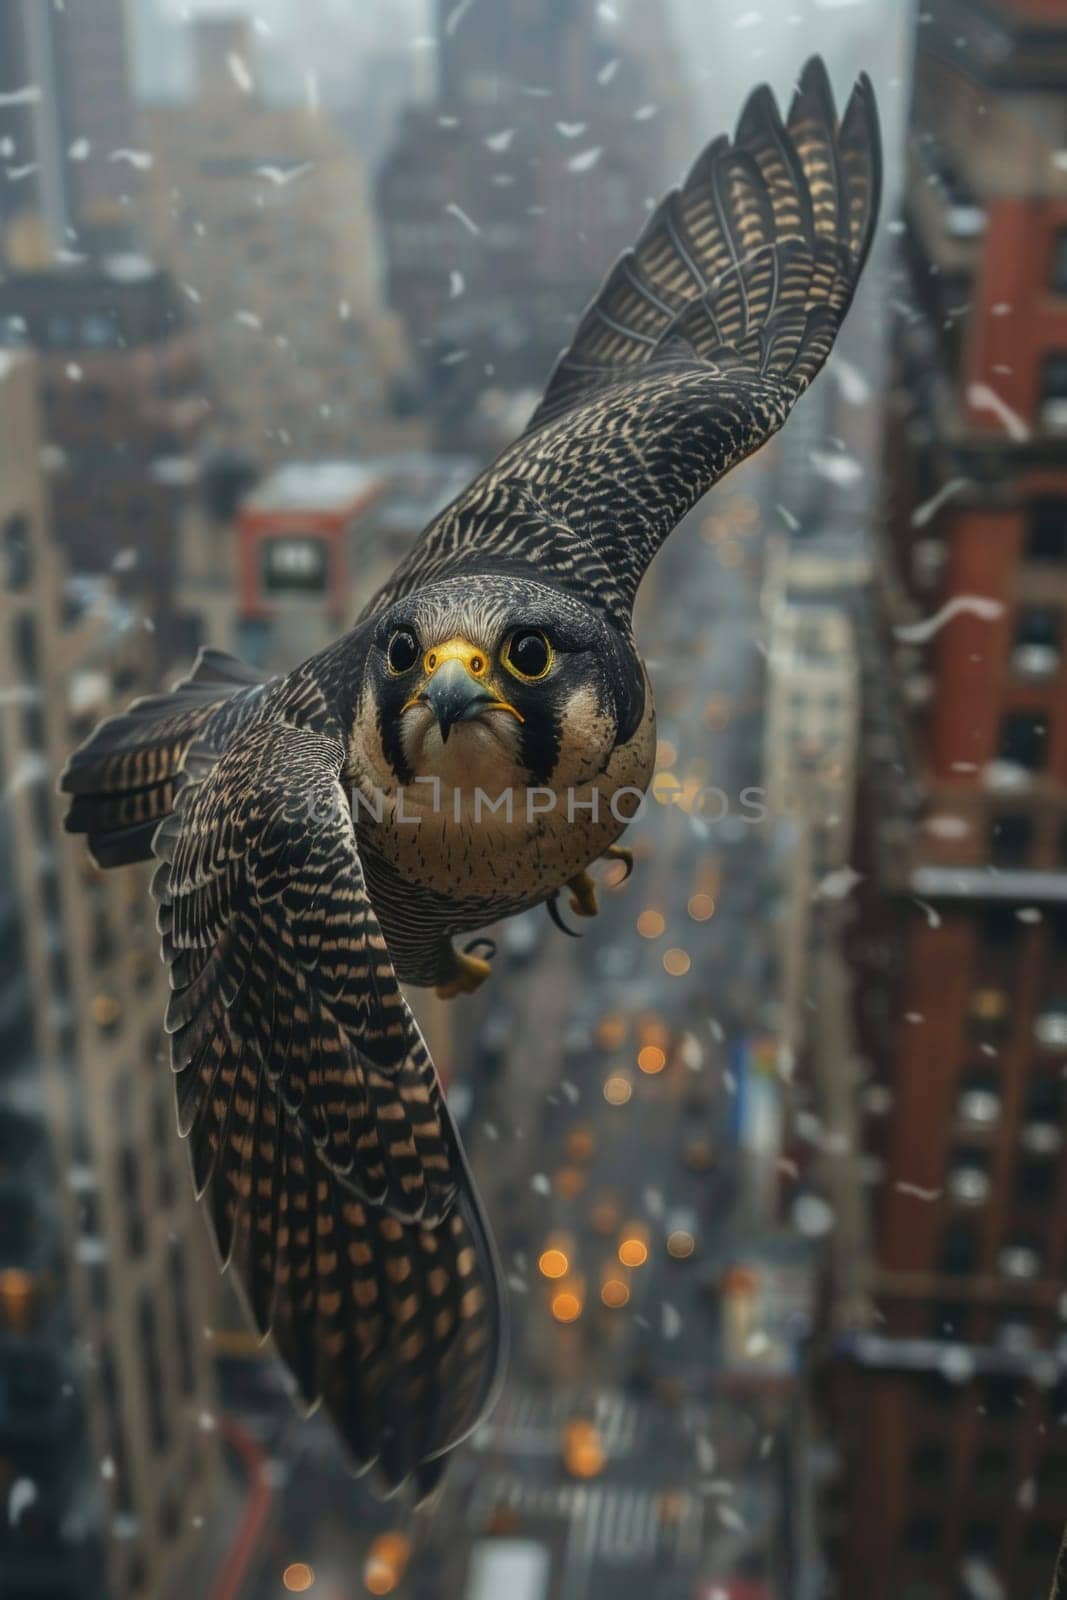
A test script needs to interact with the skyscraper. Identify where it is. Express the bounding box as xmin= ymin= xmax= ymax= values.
xmin=138 ymin=16 xmax=423 ymax=468
xmin=378 ymin=0 xmax=667 ymax=450
xmin=0 ymin=0 xmax=139 ymax=262
xmin=0 ymin=258 xmax=210 ymax=664
xmin=0 ymin=350 xmax=220 ymax=1600
xmin=834 ymin=5 xmax=1067 ymax=1597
